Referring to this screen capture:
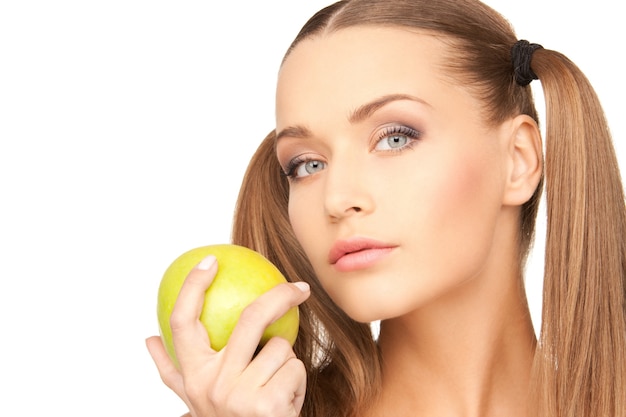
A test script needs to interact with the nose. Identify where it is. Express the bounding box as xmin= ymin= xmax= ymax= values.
xmin=323 ymin=154 xmax=375 ymax=221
